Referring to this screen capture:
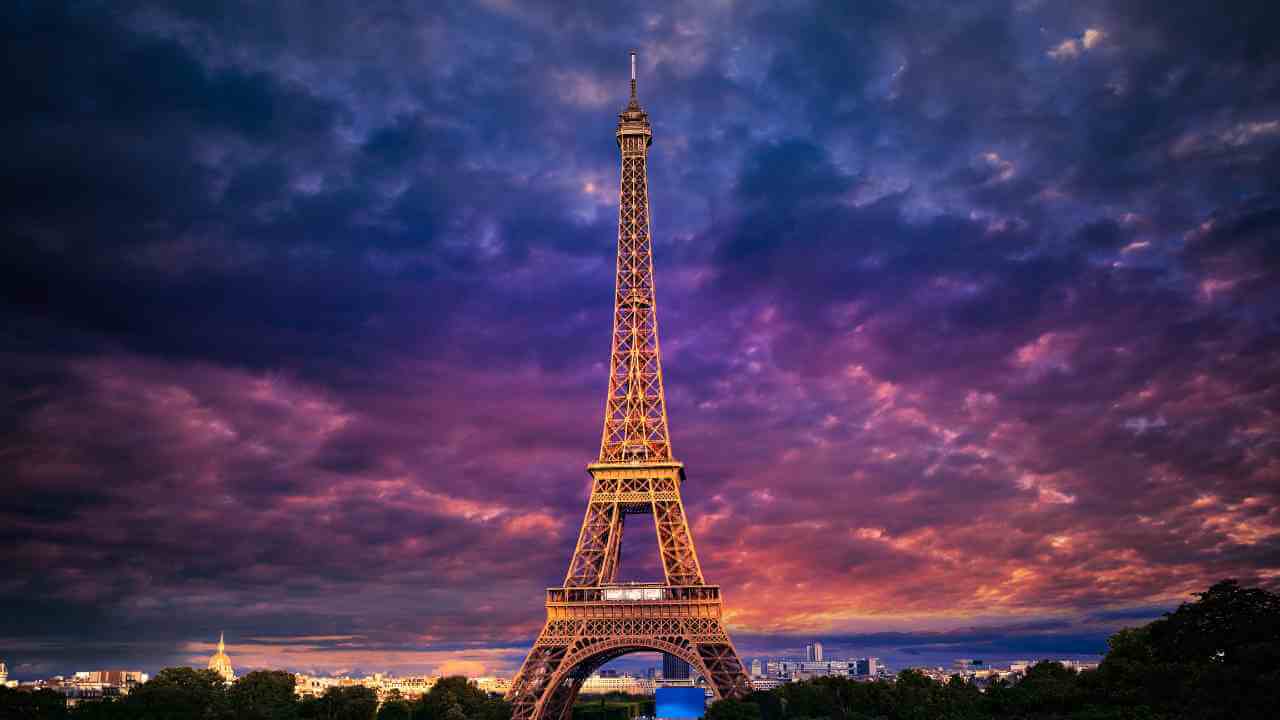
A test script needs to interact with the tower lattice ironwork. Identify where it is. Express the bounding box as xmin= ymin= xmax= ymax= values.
xmin=506 ymin=52 xmax=751 ymax=720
